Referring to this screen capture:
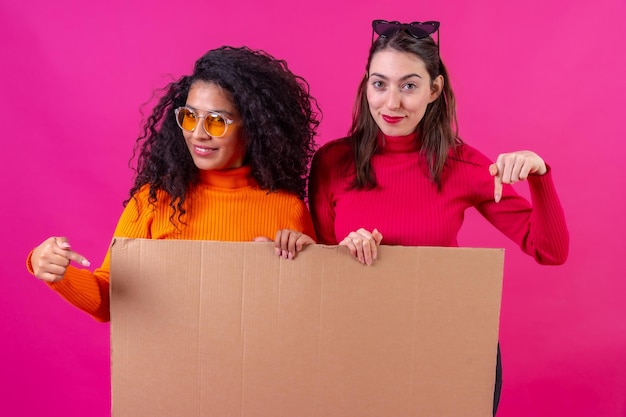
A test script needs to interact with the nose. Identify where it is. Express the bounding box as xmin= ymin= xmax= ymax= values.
xmin=386 ymin=88 xmax=401 ymax=110
xmin=191 ymin=118 xmax=210 ymax=140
